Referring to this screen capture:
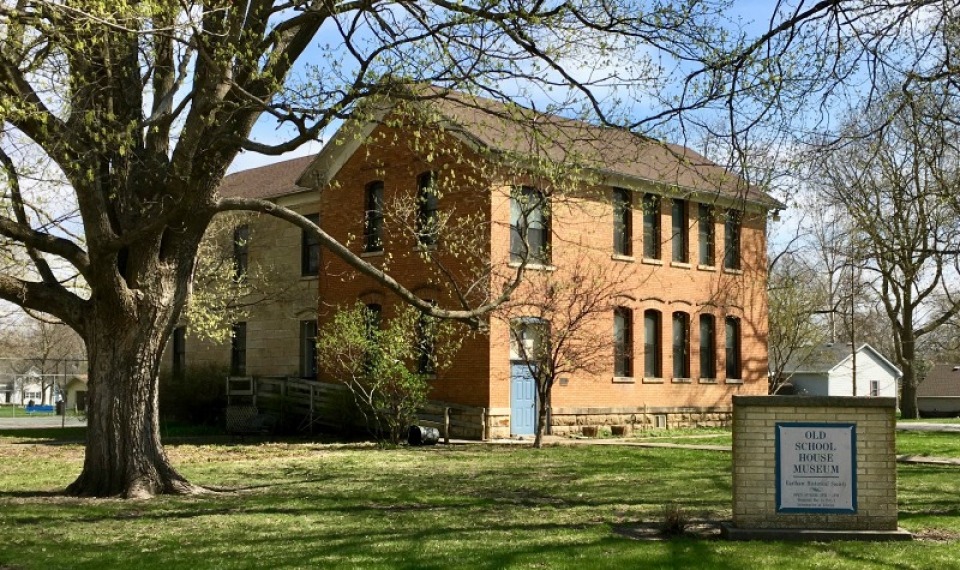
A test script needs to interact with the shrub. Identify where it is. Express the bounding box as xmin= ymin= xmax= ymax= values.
xmin=316 ymin=303 xmax=463 ymax=444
